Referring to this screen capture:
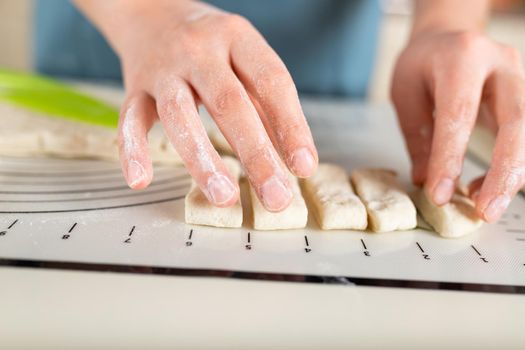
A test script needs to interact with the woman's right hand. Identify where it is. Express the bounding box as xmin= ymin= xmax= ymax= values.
xmin=75 ymin=0 xmax=318 ymax=211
